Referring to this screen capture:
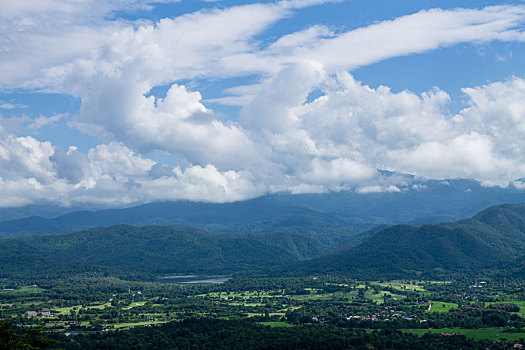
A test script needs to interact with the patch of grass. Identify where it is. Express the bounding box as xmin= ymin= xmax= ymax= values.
xmin=112 ymin=321 xmax=167 ymax=329
xmin=290 ymin=293 xmax=333 ymax=301
xmin=87 ymin=302 xmax=110 ymax=310
xmin=229 ymin=302 xmax=264 ymax=307
xmin=122 ymin=301 xmax=146 ymax=310
xmin=55 ymin=302 xmax=111 ymax=315
xmin=365 ymin=290 xmax=405 ymax=304
xmin=424 ymin=301 xmax=458 ymax=312
xmin=257 ymin=321 xmax=294 ymax=328
xmin=2 ymin=286 xmax=45 ymax=293
xmin=373 ymin=281 xmax=426 ymax=292
xmin=54 ymin=305 xmax=82 ymax=315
